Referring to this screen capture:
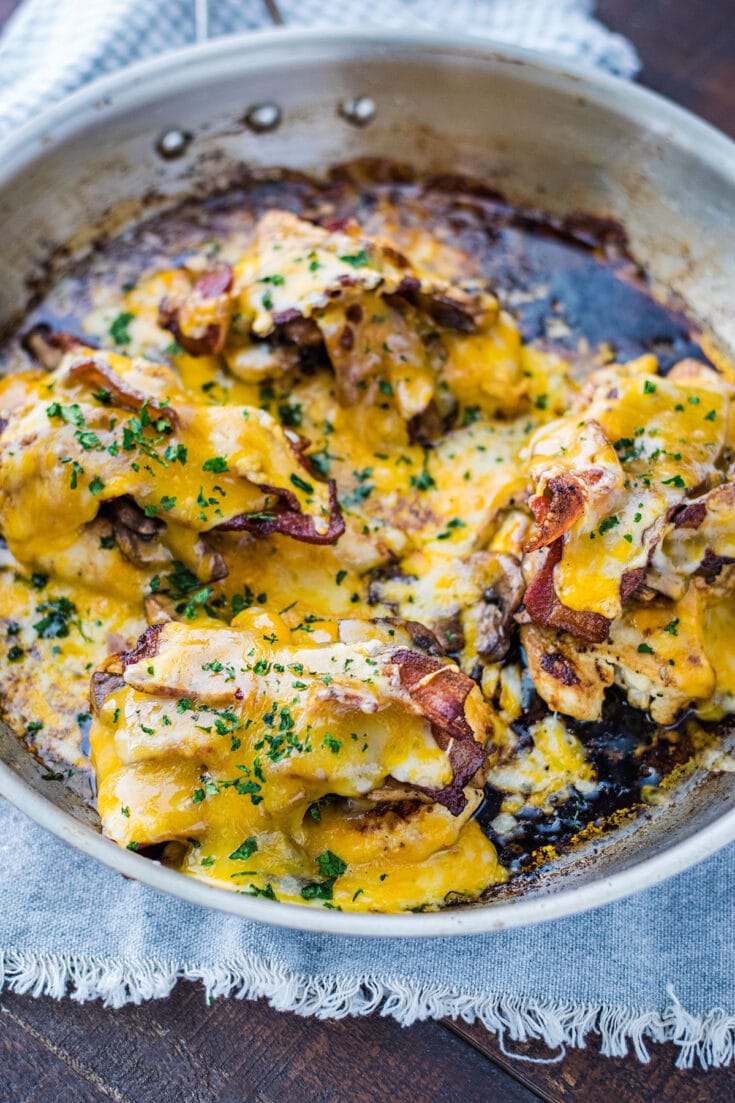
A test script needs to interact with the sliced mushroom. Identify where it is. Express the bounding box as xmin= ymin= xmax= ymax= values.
xmin=473 ymin=554 xmax=525 ymax=661
xmin=22 ymin=324 xmax=85 ymax=370
xmin=102 ymin=496 xmax=170 ymax=569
